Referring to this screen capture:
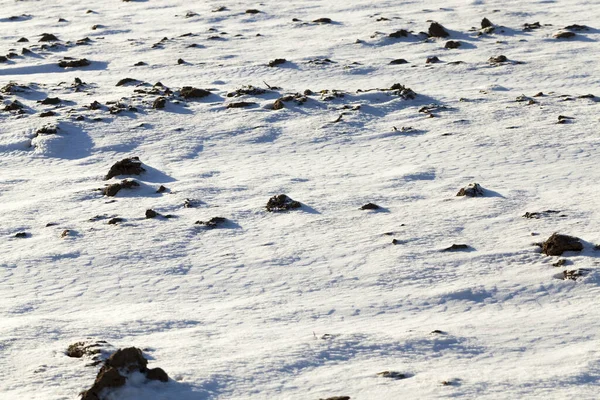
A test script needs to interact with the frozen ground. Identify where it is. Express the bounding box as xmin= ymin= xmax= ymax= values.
xmin=1 ymin=0 xmax=600 ymax=399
